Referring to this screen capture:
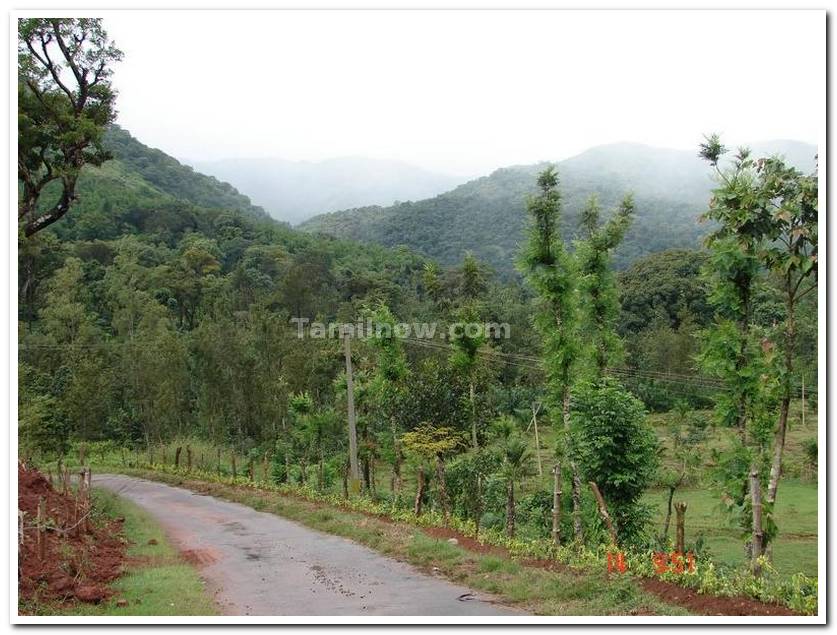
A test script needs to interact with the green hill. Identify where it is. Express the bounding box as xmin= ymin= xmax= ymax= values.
xmin=299 ymin=141 xmax=817 ymax=273
xmin=40 ymin=125 xmax=270 ymax=242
